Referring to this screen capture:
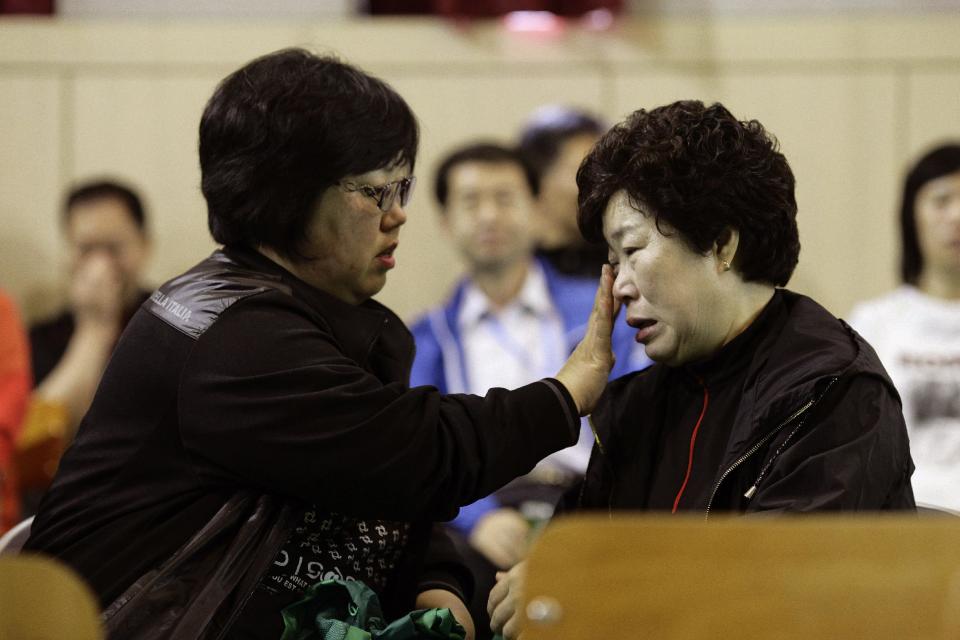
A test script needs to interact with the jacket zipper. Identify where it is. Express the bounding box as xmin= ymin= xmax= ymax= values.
xmin=704 ymin=376 xmax=838 ymax=520
xmin=587 ymin=414 xmax=605 ymax=456
xmin=581 ymin=415 xmax=614 ymax=517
